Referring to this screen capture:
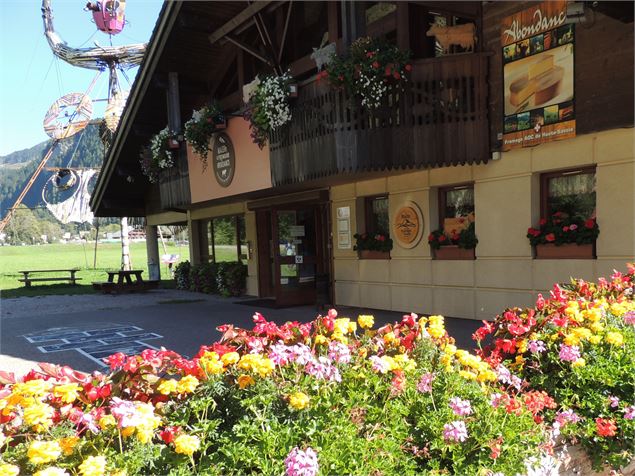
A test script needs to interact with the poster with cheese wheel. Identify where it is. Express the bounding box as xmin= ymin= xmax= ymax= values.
xmin=501 ymin=1 xmax=576 ymax=151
